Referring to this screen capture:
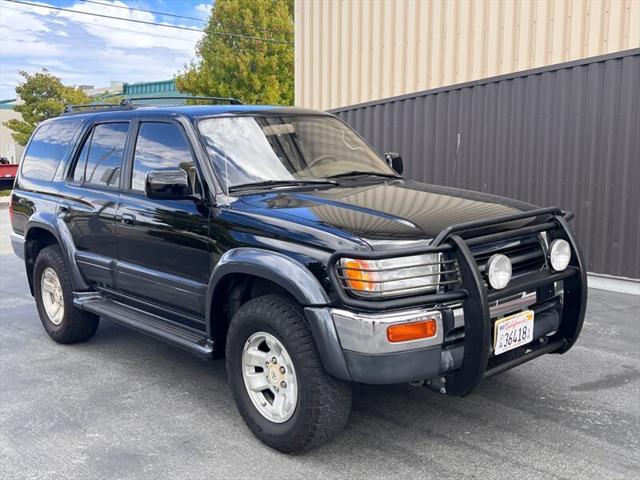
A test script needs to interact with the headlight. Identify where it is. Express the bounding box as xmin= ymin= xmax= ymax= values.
xmin=339 ymin=253 xmax=441 ymax=297
xmin=487 ymin=254 xmax=512 ymax=289
xmin=549 ymin=239 xmax=571 ymax=271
